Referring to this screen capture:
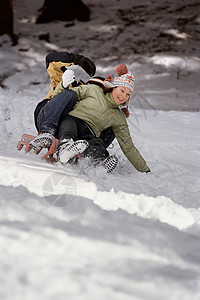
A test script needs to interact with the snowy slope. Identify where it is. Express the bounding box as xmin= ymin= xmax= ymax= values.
xmin=0 ymin=0 xmax=200 ymax=299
